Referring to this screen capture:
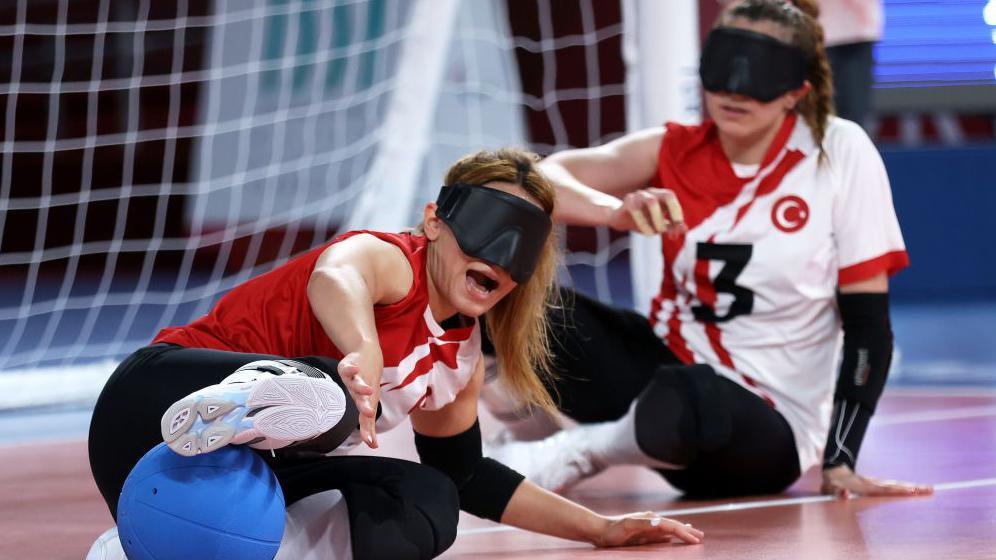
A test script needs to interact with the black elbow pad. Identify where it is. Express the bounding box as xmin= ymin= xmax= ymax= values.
xmin=834 ymin=292 xmax=893 ymax=412
xmin=414 ymin=420 xmax=524 ymax=522
xmin=823 ymin=292 xmax=893 ymax=469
